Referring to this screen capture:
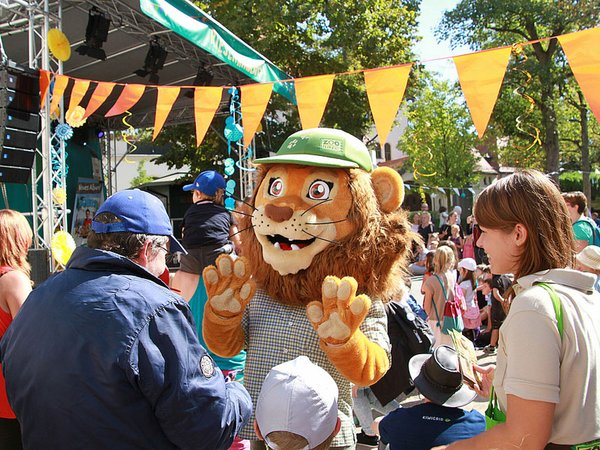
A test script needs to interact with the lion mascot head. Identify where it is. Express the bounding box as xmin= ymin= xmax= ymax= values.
xmin=238 ymin=128 xmax=414 ymax=306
